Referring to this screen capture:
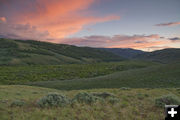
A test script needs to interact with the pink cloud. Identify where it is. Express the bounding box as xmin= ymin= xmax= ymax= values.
xmin=155 ymin=21 xmax=180 ymax=27
xmin=0 ymin=17 xmax=6 ymax=23
xmin=60 ymin=34 xmax=166 ymax=50
xmin=0 ymin=22 xmax=50 ymax=40
xmin=57 ymin=34 xmax=180 ymax=51
xmin=0 ymin=0 xmax=120 ymax=40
